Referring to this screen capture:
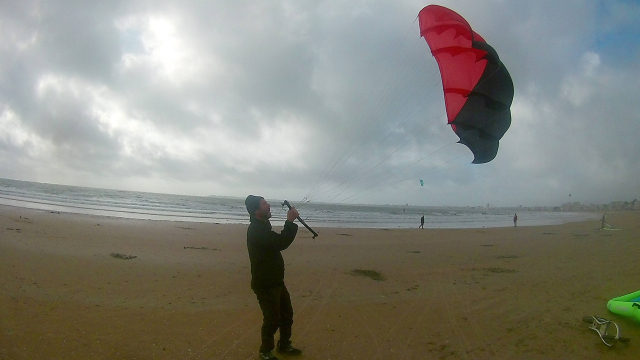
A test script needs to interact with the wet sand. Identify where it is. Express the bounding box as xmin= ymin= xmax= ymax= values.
xmin=1 ymin=205 xmax=639 ymax=359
